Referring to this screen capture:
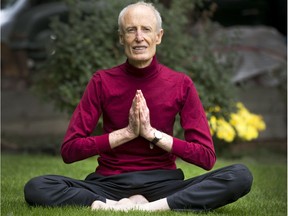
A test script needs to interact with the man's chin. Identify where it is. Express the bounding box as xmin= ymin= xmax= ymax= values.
xmin=128 ymin=57 xmax=153 ymax=68
xmin=126 ymin=50 xmax=155 ymax=65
